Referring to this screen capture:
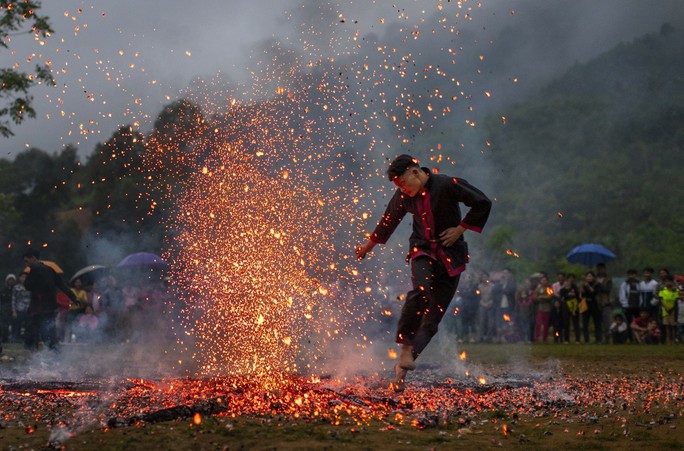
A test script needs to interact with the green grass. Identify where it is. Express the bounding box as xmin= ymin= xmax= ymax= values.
xmin=1 ymin=342 xmax=684 ymax=450
xmin=447 ymin=342 xmax=684 ymax=364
